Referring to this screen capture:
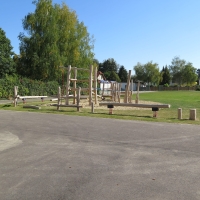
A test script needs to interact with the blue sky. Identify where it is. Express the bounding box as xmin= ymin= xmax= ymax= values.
xmin=1 ymin=0 xmax=200 ymax=73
